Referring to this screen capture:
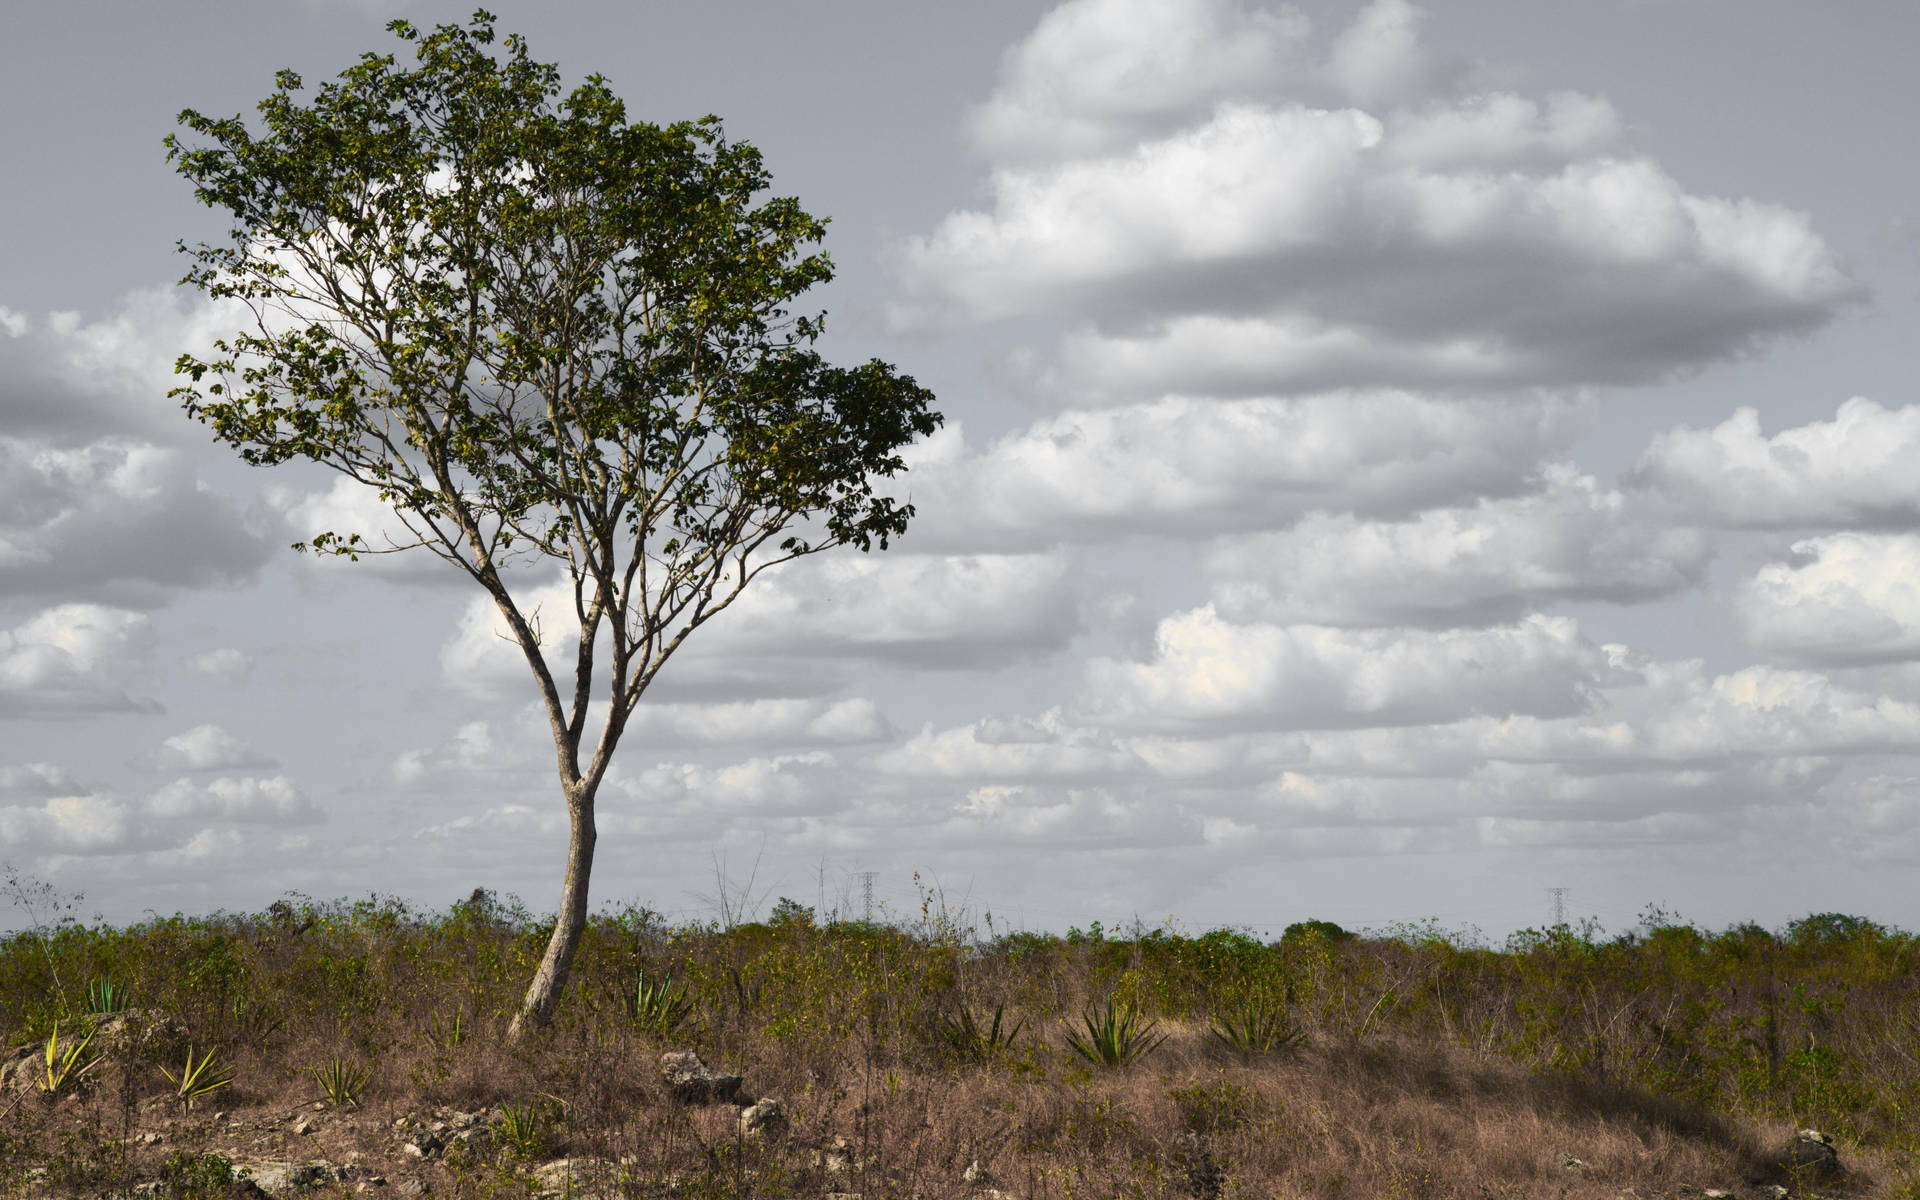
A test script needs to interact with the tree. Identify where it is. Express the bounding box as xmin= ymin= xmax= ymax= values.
xmin=165 ymin=10 xmax=940 ymax=1037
